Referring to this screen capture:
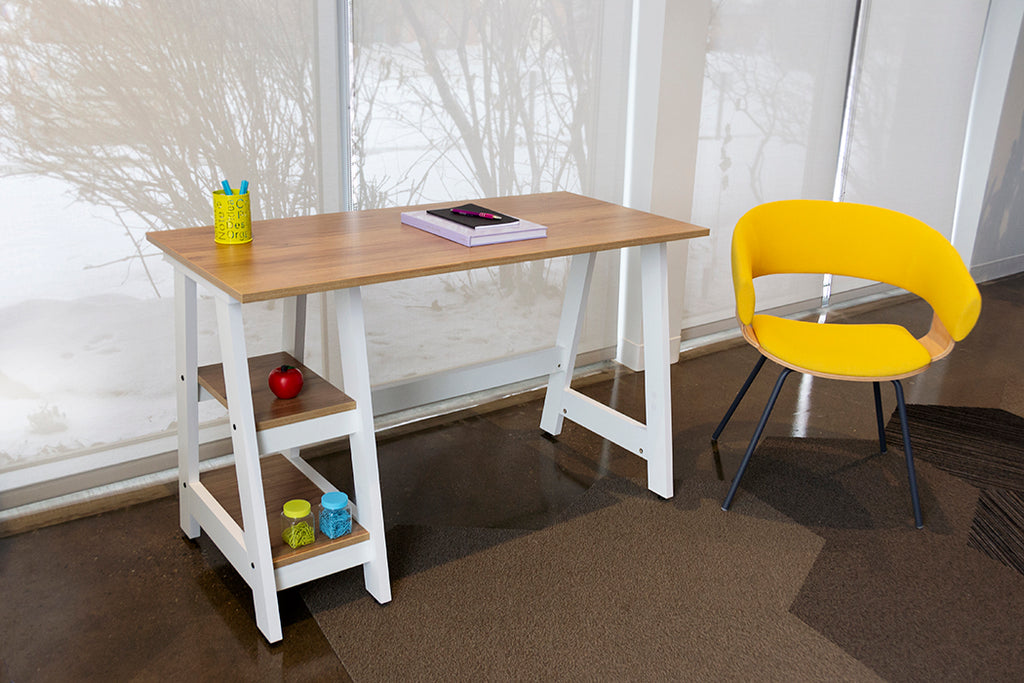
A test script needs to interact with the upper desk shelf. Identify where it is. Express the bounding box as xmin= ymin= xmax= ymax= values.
xmin=197 ymin=351 xmax=356 ymax=432
xmin=145 ymin=191 xmax=709 ymax=304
